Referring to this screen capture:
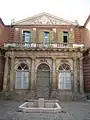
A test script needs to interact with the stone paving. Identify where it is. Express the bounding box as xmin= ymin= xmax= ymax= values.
xmin=0 ymin=100 xmax=90 ymax=120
